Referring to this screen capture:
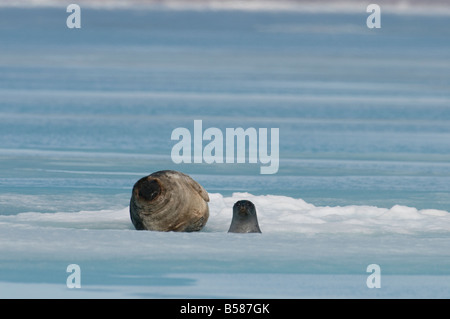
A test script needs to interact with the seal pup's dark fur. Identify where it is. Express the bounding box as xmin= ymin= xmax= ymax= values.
xmin=228 ymin=200 xmax=262 ymax=233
